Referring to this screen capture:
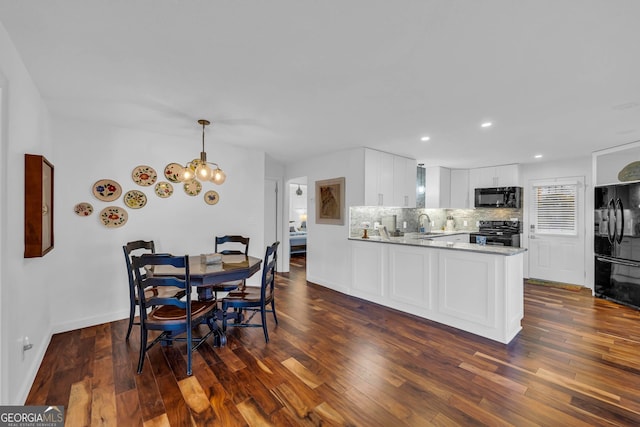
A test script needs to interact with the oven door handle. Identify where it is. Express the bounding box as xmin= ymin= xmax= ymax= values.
xmin=596 ymin=256 xmax=640 ymax=268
